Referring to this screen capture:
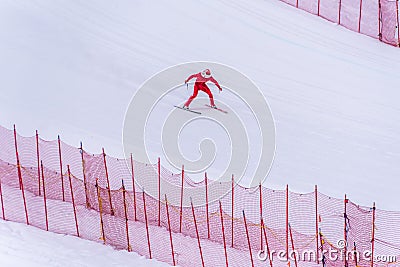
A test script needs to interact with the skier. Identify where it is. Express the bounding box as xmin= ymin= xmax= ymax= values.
xmin=183 ymin=69 xmax=222 ymax=109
